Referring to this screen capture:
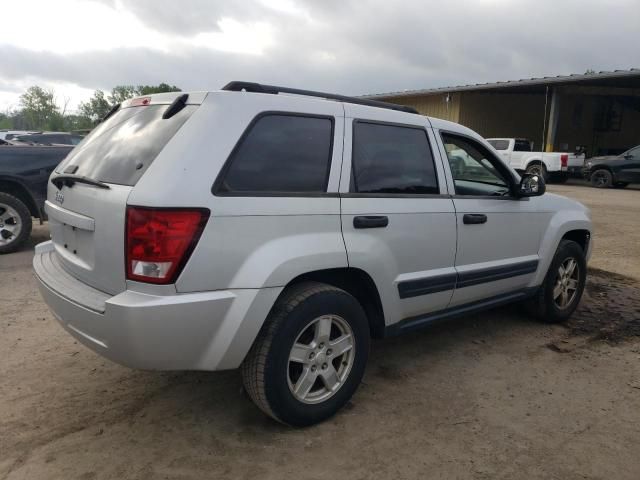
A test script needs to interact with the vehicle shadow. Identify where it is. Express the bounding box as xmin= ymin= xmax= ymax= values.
xmin=78 ymin=303 xmax=533 ymax=433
